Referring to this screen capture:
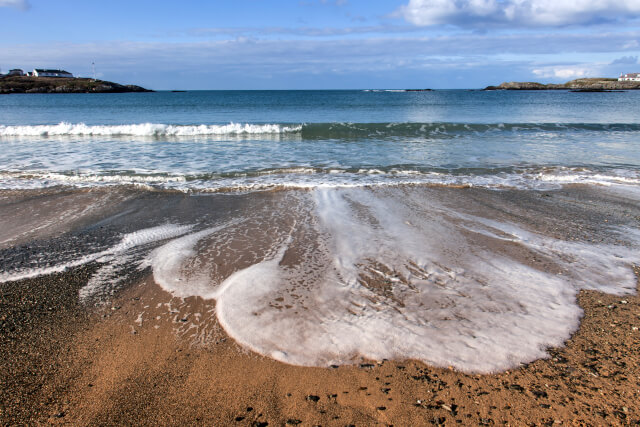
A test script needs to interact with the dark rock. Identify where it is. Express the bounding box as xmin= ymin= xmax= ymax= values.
xmin=306 ymin=395 xmax=320 ymax=402
xmin=0 ymin=76 xmax=153 ymax=94
xmin=532 ymin=390 xmax=548 ymax=398
xmin=483 ymin=78 xmax=640 ymax=91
